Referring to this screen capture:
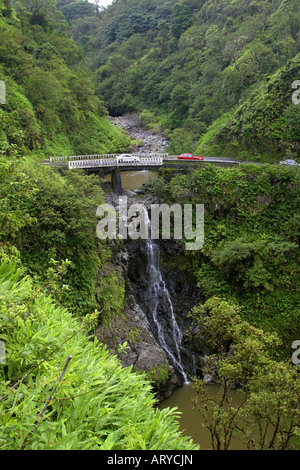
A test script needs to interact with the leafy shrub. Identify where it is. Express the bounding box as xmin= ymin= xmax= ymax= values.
xmin=147 ymin=164 xmax=300 ymax=353
xmin=0 ymin=259 xmax=198 ymax=450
